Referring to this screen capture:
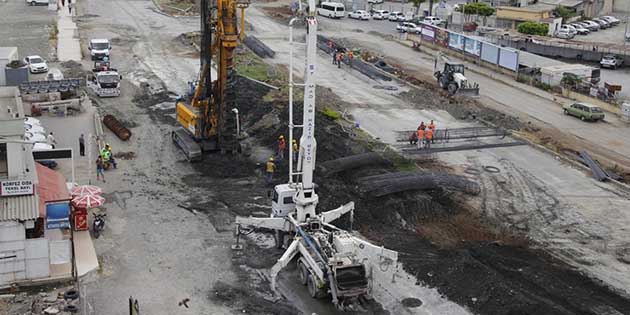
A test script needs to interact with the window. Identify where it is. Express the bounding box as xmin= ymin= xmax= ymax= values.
xmin=283 ymin=196 xmax=294 ymax=205
xmin=0 ymin=143 xmax=7 ymax=178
